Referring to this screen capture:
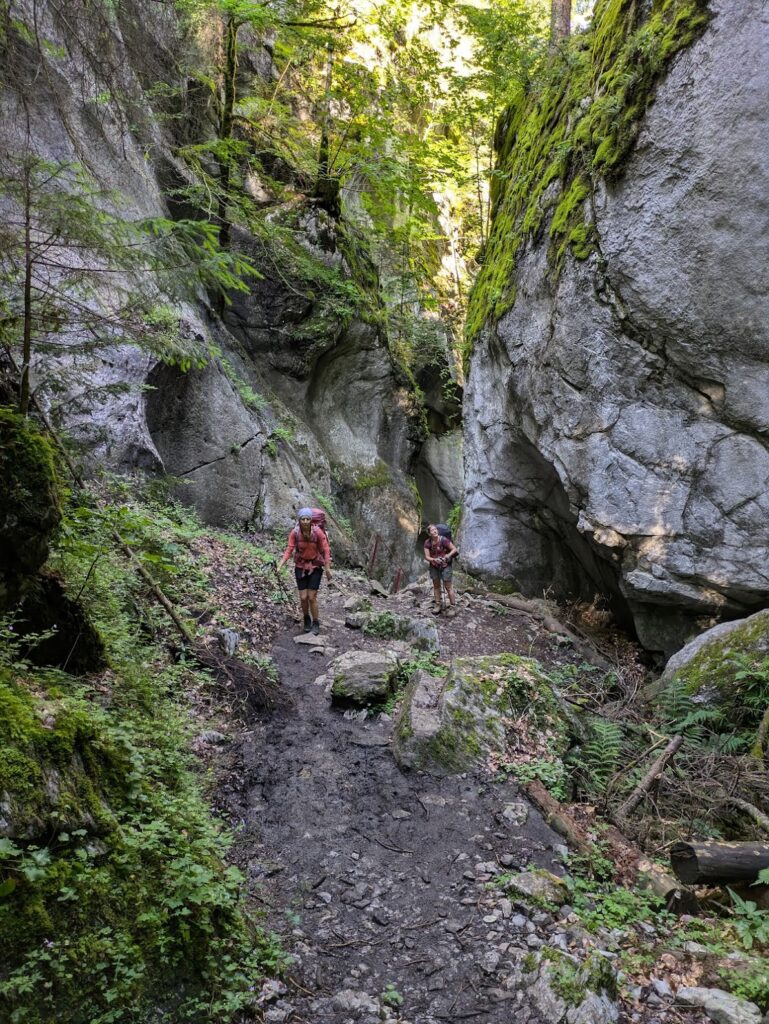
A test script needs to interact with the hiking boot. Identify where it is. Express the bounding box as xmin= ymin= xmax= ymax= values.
xmin=303 ymin=613 xmax=312 ymax=633
xmin=311 ymin=621 xmax=320 ymax=635
xmin=445 ymin=606 xmax=457 ymax=619
xmin=431 ymin=602 xmax=442 ymax=615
